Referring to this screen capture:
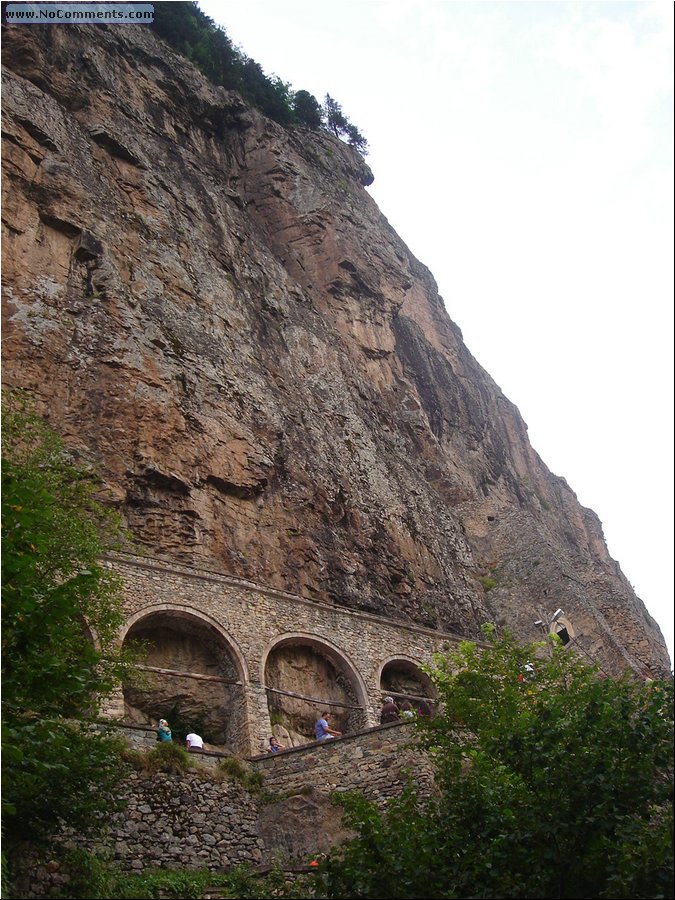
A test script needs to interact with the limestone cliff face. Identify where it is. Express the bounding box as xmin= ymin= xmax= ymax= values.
xmin=1 ymin=23 xmax=669 ymax=676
